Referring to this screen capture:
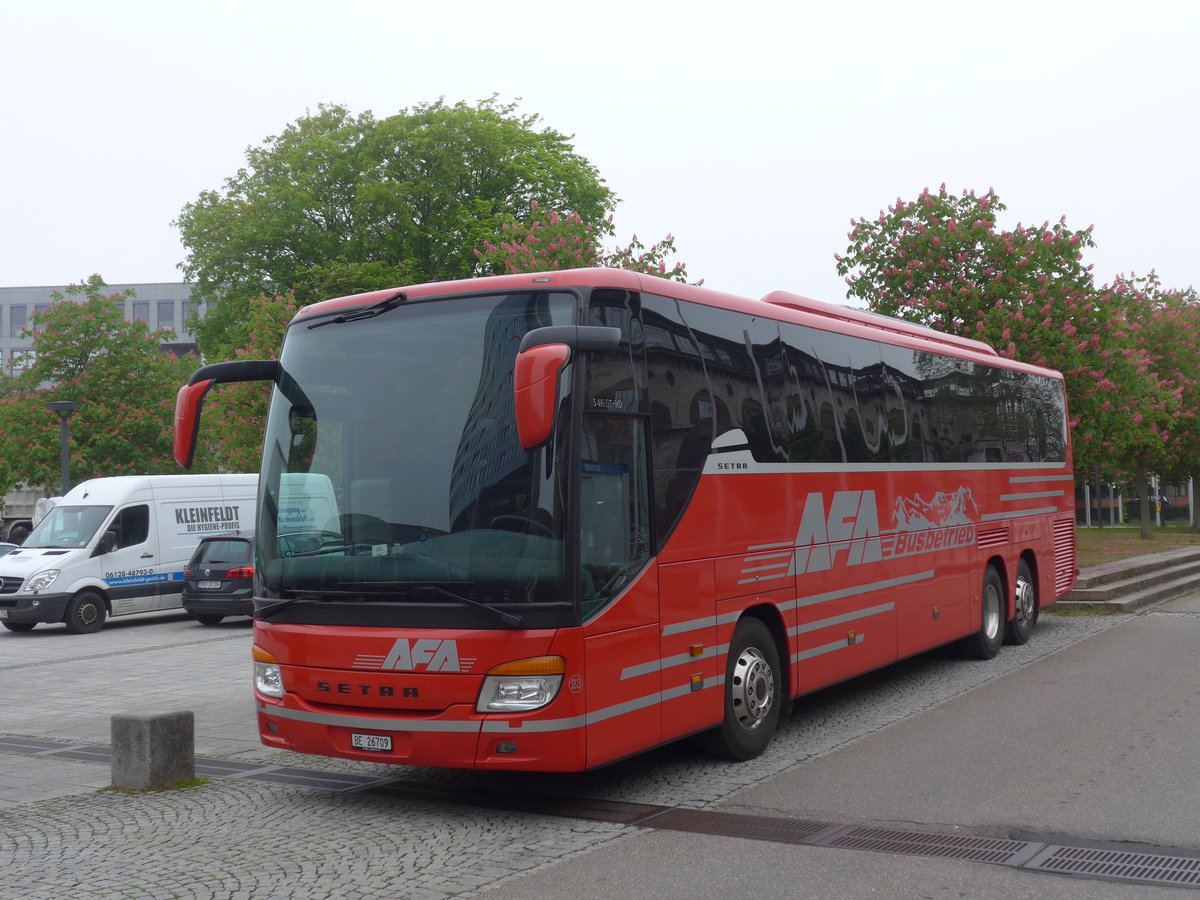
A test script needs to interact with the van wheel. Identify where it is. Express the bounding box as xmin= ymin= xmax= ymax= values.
xmin=195 ymin=614 xmax=224 ymax=626
xmin=959 ymin=566 xmax=1004 ymax=660
xmin=2 ymin=621 xmax=36 ymax=632
xmin=64 ymin=591 xmax=107 ymax=634
xmin=700 ymin=617 xmax=782 ymax=760
xmin=1005 ymin=559 xmax=1039 ymax=645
